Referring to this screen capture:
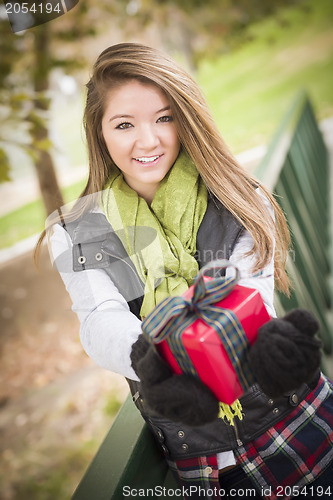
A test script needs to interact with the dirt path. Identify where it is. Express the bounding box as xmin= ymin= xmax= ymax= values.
xmin=0 ymin=246 xmax=129 ymax=500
